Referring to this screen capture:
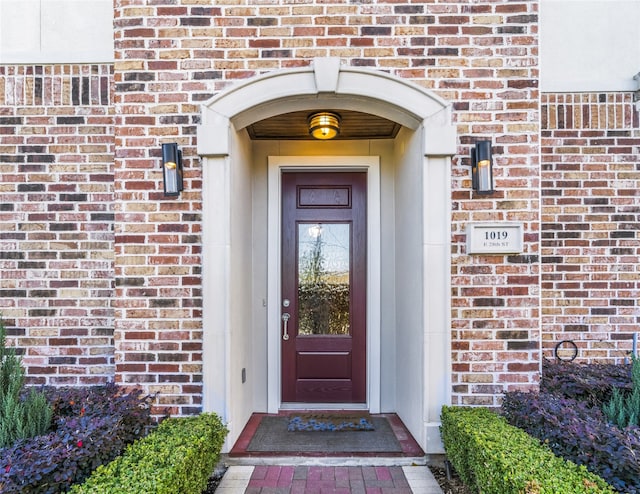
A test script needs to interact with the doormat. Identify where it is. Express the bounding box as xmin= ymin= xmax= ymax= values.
xmin=246 ymin=416 xmax=402 ymax=453
xmin=288 ymin=413 xmax=375 ymax=432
